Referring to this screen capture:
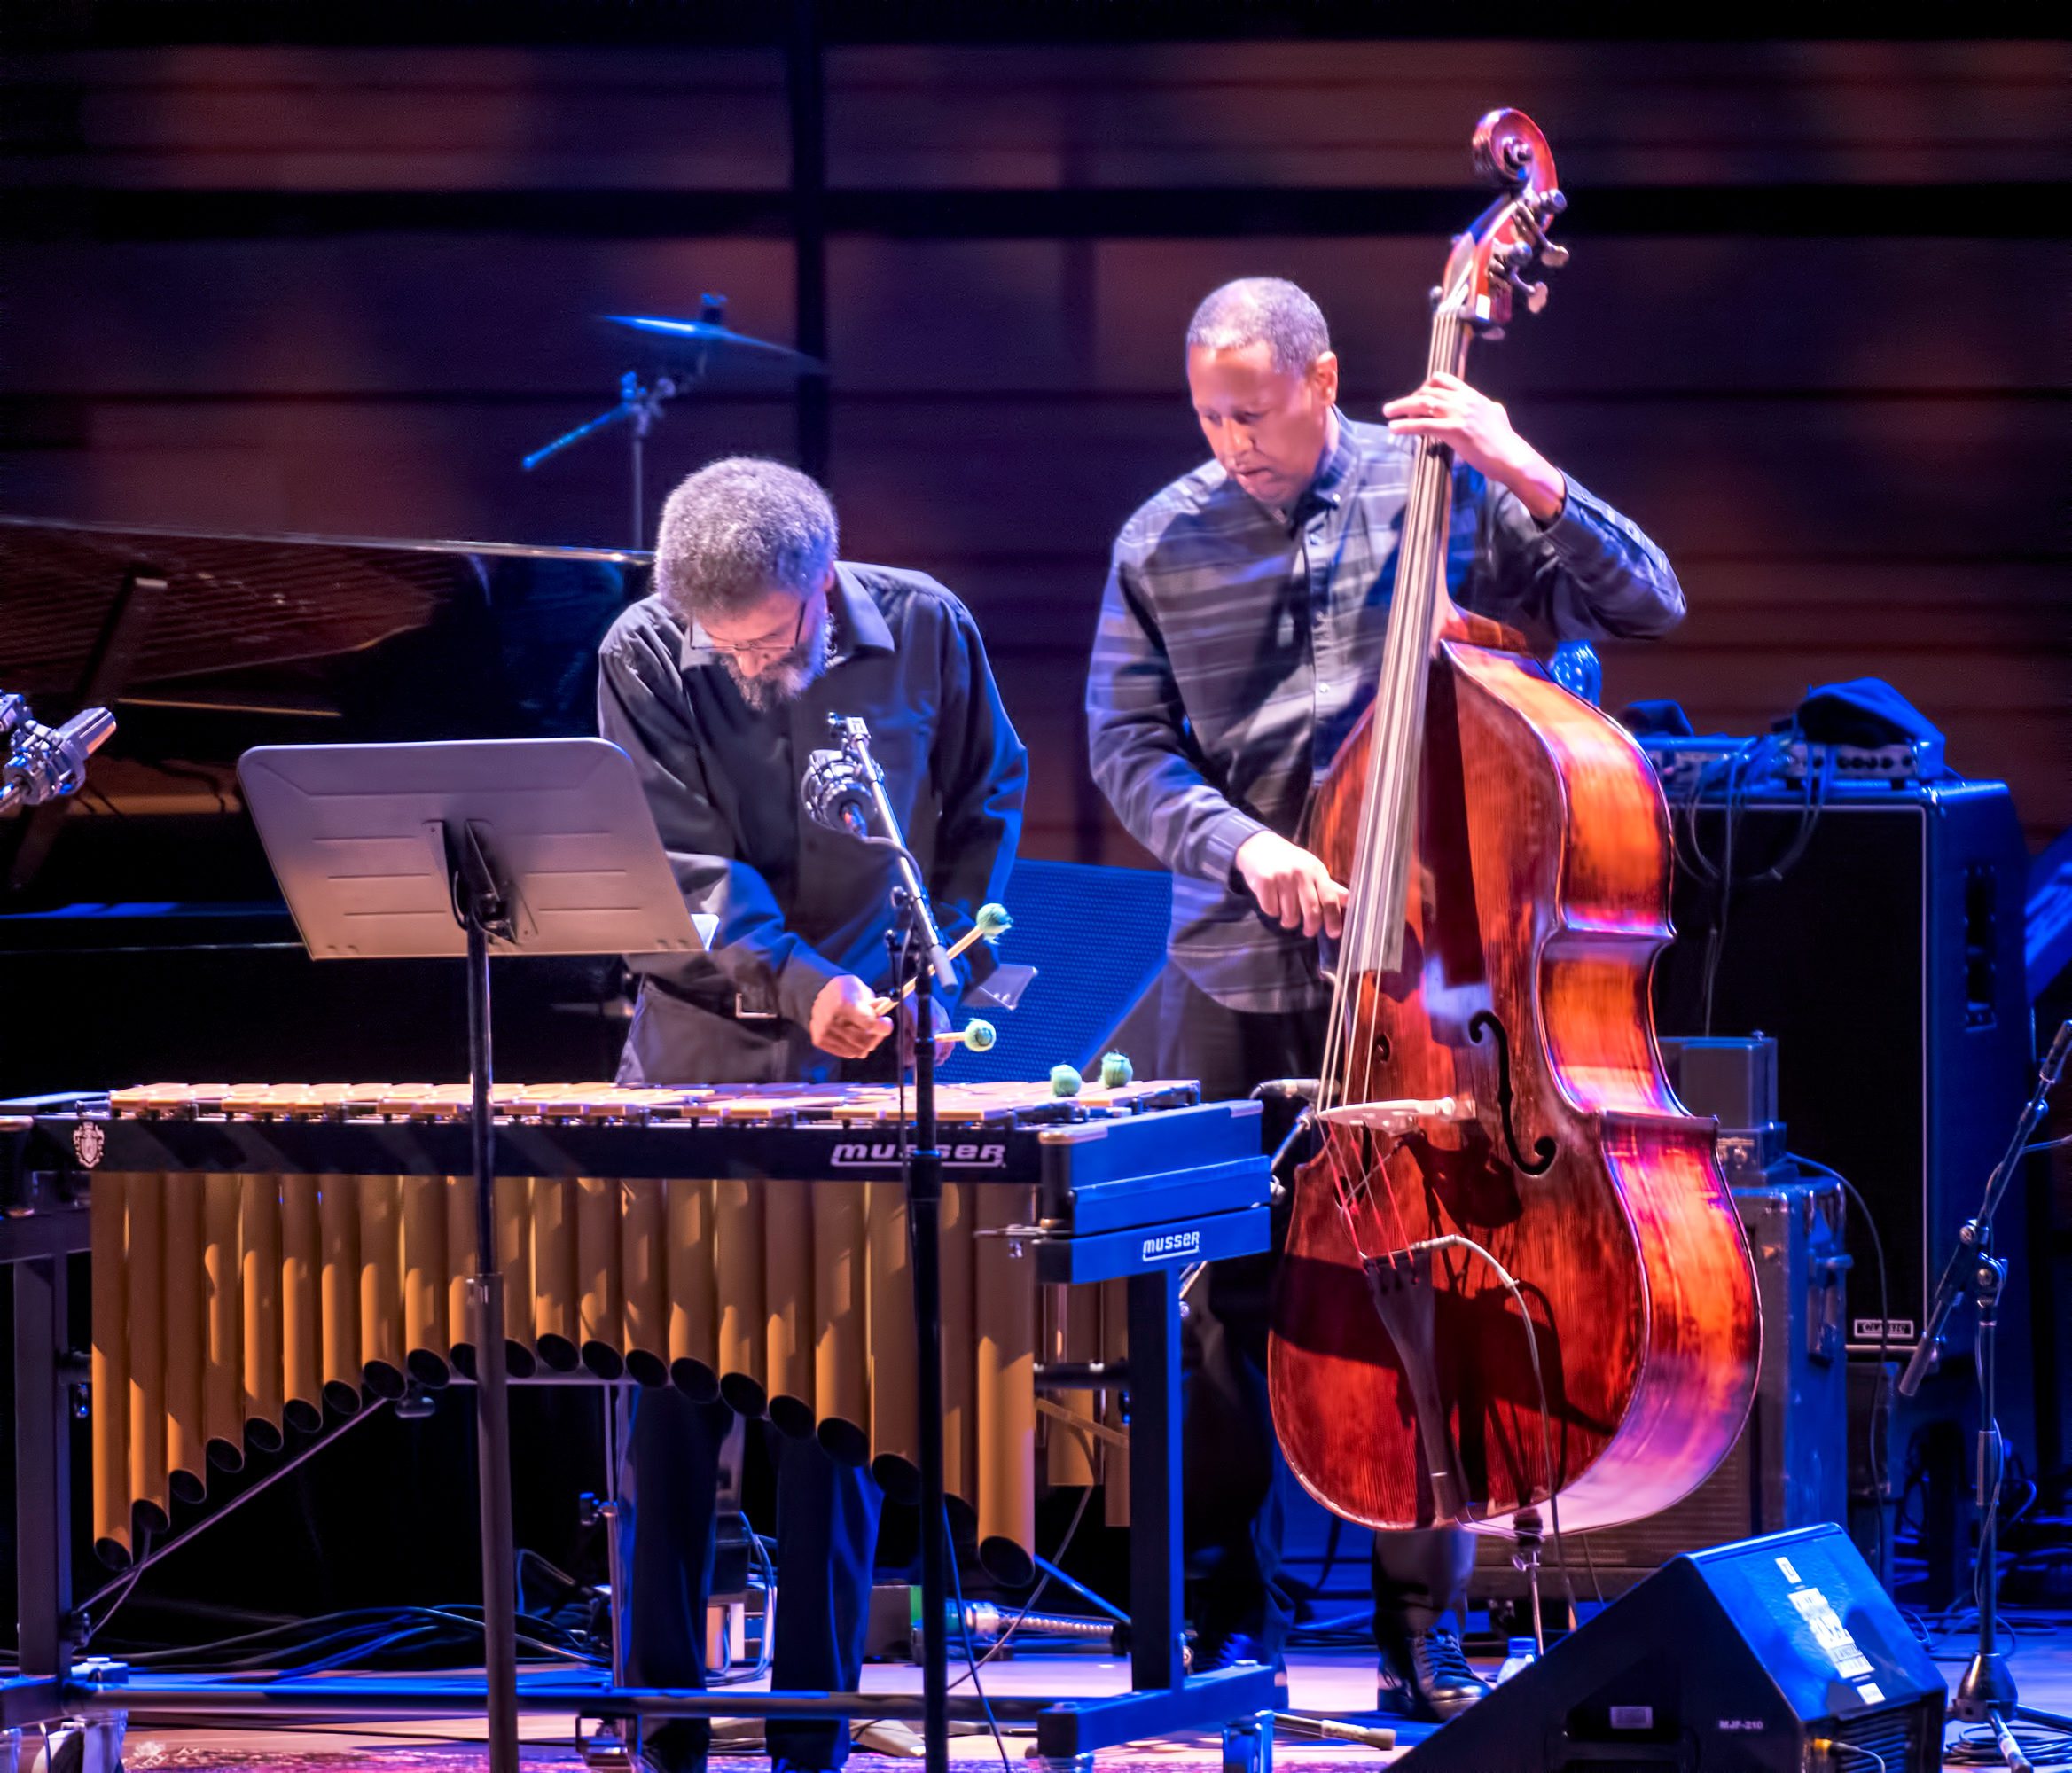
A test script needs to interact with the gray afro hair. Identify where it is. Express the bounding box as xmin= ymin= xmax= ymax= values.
xmin=1185 ymin=277 xmax=1332 ymax=374
xmin=653 ymin=457 xmax=839 ymax=621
